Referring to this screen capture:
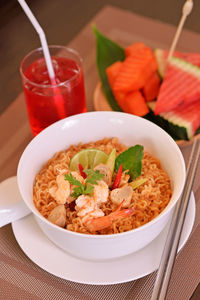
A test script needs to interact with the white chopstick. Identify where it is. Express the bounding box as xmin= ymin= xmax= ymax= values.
xmin=151 ymin=138 xmax=200 ymax=300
